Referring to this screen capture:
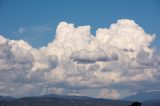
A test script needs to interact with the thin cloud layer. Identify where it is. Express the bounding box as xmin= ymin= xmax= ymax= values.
xmin=0 ymin=19 xmax=159 ymax=99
